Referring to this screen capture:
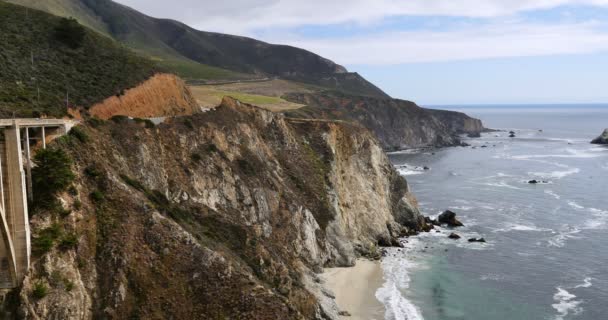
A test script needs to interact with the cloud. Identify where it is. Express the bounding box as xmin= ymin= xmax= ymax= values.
xmin=115 ymin=0 xmax=608 ymax=34
xmin=275 ymin=21 xmax=608 ymax=65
